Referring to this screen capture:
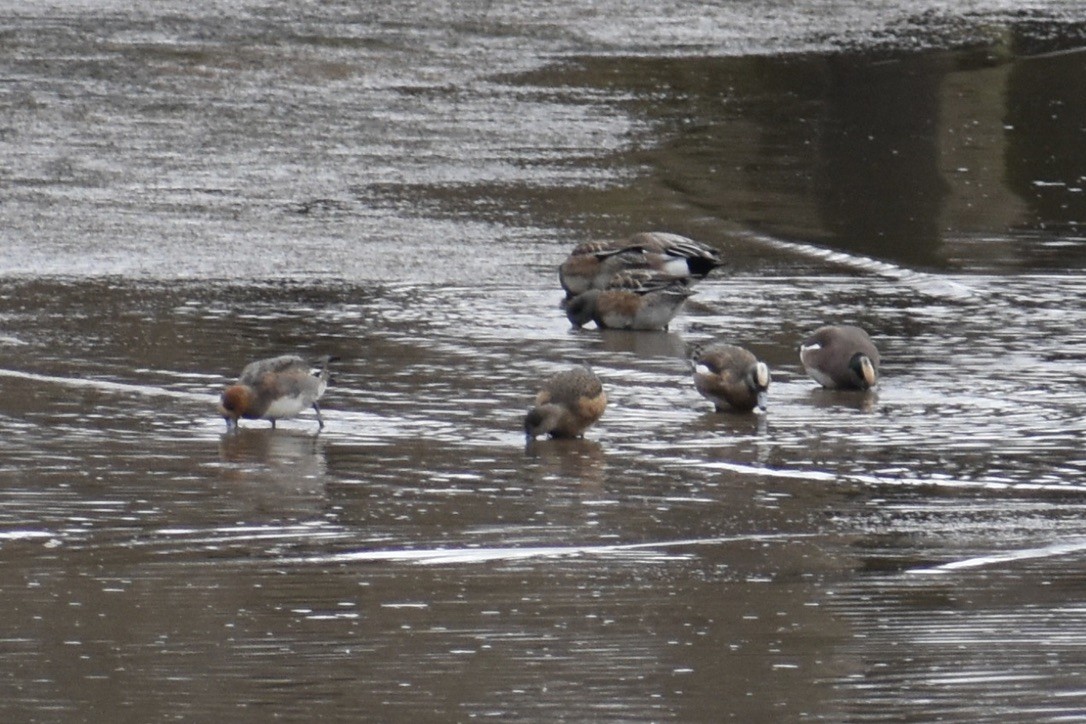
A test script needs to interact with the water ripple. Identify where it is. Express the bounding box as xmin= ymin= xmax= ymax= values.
xmin=296 ymin=533 xmax=814 ymax=566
